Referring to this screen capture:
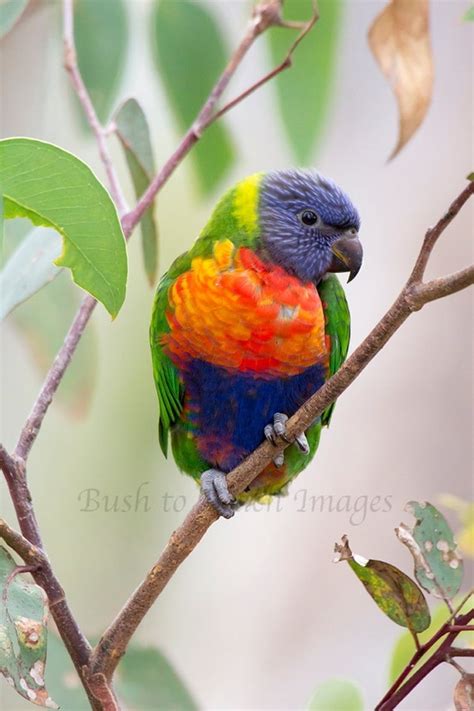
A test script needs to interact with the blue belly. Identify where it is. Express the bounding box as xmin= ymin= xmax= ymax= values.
xmin=182 ymin=359 xmax=326 ymax=470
